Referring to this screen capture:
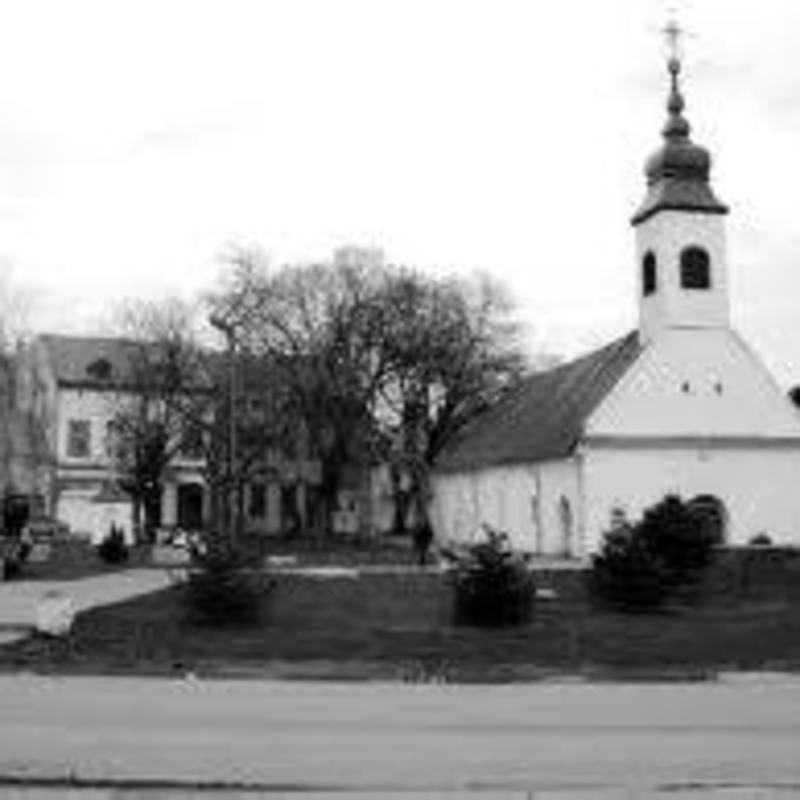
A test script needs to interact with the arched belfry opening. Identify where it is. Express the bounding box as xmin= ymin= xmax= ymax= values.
xmin=642 ymin=251 xmax=657 ymax=296
xmin=680 ymin=246 xmax=711 ymax=289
